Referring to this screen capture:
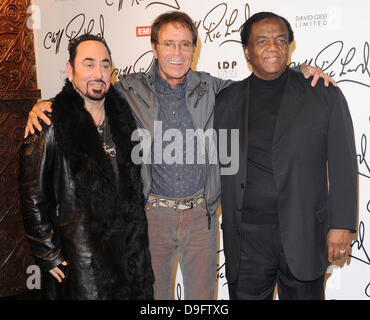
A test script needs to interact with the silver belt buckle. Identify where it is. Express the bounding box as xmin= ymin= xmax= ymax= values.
xmin=149 ymin=194 xmax=203 ymax=210
xmin=177 ymin=196 xmax=203 ymax=210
